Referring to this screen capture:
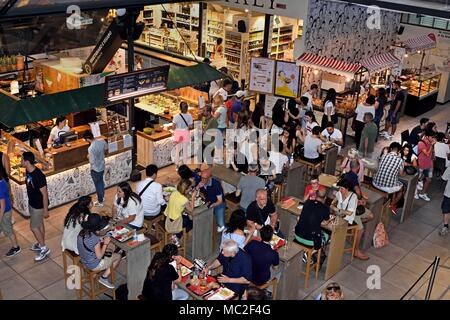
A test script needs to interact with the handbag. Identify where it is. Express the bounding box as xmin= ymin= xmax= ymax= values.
xmin=356 ymin=204 xmax=366 ymax=216
xmin=373 ymin=222 xmax=389 ymax=248
xmin=165 ymin=216 xmax=183 ymax=234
